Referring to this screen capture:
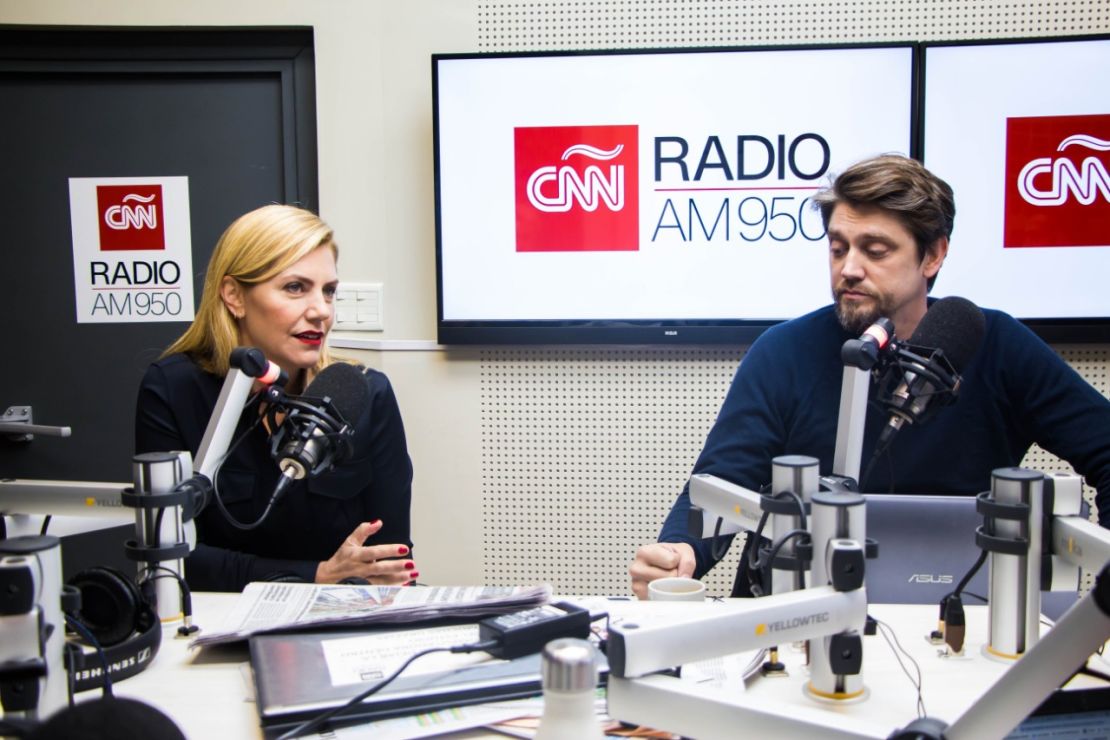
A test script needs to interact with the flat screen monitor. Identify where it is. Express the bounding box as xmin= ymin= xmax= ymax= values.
xmin=433 ymin=44 xmax=917 ymax=344
xmin=922 ymin=35 xmax=1110 ymax=342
